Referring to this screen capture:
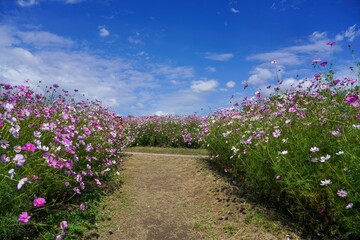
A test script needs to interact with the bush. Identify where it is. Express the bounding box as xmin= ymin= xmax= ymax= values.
xmin=203 ymin=45 xmax=360 ymax=238
xmin=0 ymin=82 xmax=123 ymax=239
xmin=122 ymin=115 xmax=205 ymax=148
